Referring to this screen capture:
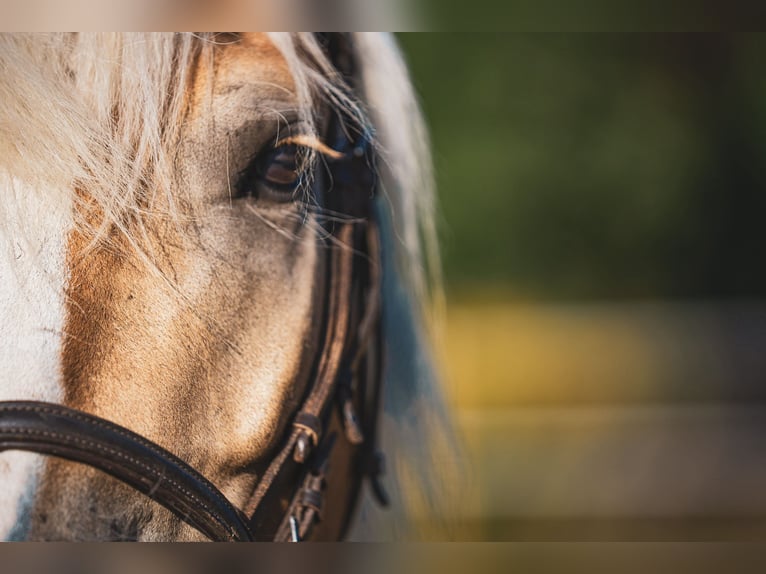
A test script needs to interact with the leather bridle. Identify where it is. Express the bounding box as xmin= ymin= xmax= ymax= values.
xmin=0 ymin=33 xmax=387 ymax=542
